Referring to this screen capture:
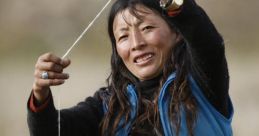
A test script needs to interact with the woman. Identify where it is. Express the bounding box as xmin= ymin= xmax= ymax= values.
xmin=27 ymin=0 xmax=234 ymax=135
